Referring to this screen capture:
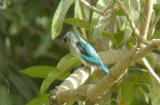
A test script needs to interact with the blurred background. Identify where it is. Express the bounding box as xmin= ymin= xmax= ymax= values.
xmin=1 ymin=0 xmax=160 ymax=105
xmin=0 ymin=0 xmax=69 ymax=105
